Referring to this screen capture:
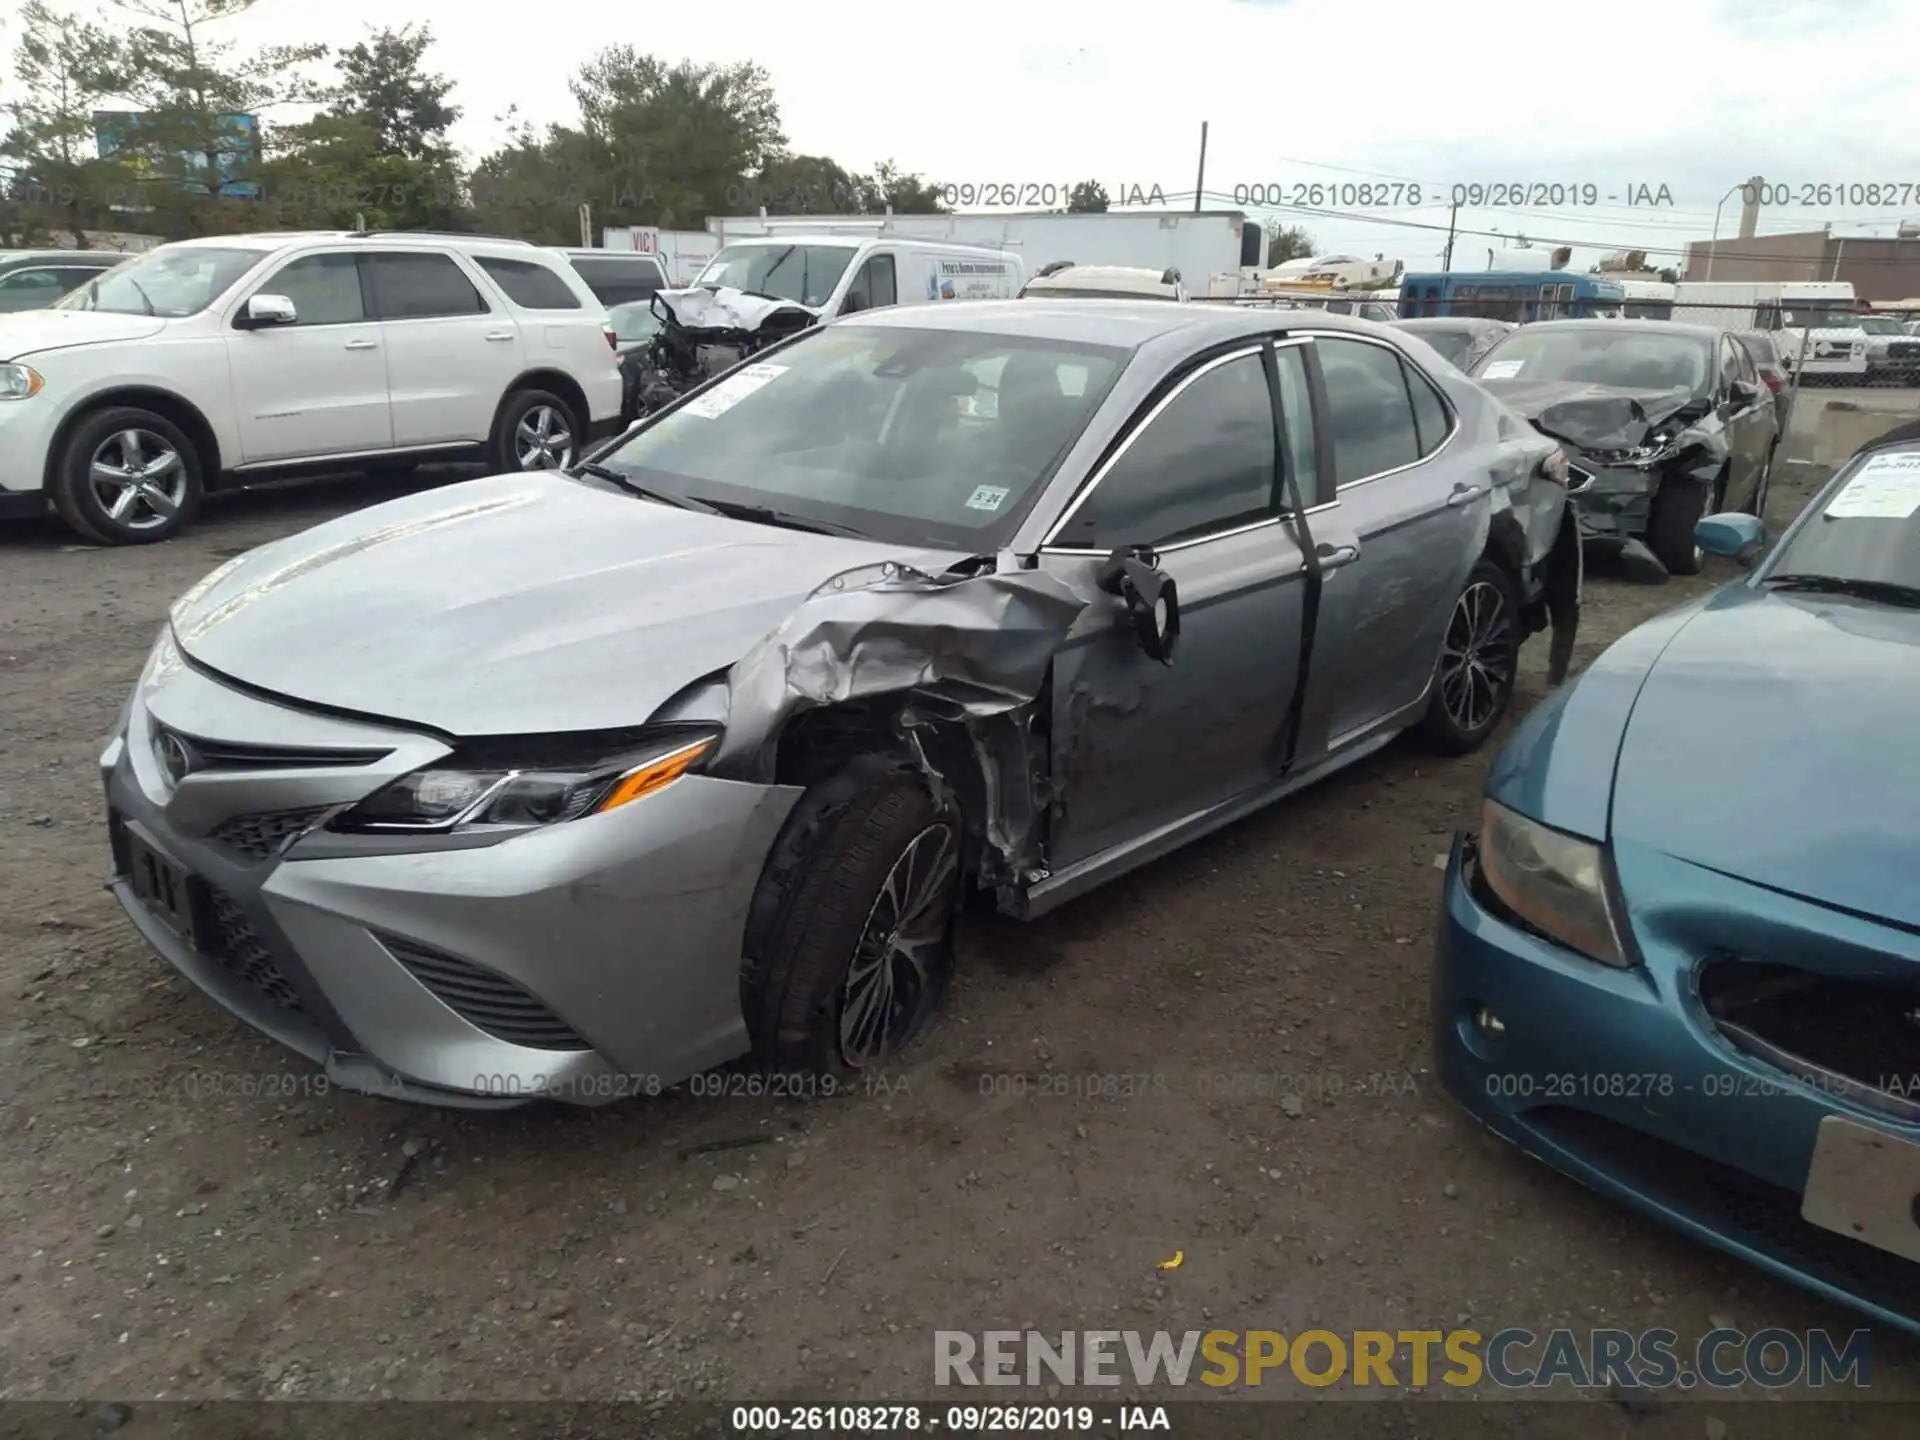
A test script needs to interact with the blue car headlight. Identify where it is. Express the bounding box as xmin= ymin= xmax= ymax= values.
xmin=1477 ymin=798 xmax=1627 ymax=967
xmin=328 ymin=727 xmax=718 ymax=836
